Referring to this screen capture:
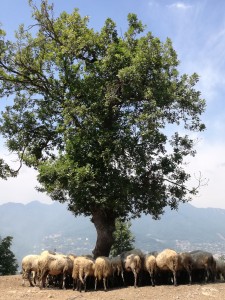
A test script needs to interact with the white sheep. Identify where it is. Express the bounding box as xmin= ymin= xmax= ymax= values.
xmin=156 ymin=248 xmax=180 ymax=286
xmin=38 ymin=252 xmax=73 ymax=289
xmin=72 ymin=256 xmax=95 ymax=292
xmin=94 ymin=256 xmax=112 ymax=291
xmin=21 ymin=254 xmax=40 ymax=287
xmin=120 ymin=249 xmax=144 ymax=288
xmin=144 ymin=254 xmax=157 ymax=287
